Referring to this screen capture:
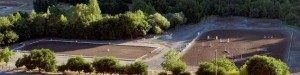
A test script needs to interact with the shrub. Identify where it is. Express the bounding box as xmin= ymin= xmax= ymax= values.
xmin=164 ymin=12 xmax=187 ymax=27
xmin=16 ymin=49 xmax=56 ymax=72
xmin=92 ymin=56 xmax=120 ymax=74
xmin=243 ymin=55 xmax=290 ymax=75
xmin=0 ymin=48 xmax=15 ymax=65
xmin=162 ymin=50 xmax=187 ymax=75
xmin=125 ymin=61 xmax=148 ymax=75
xmin=196 ymin=57 xmax=238 ymax=75
xmin=158 ymin=71 xmax=168 ymax=75
xmin=65 ymin=56 xmax=87 ymax=72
